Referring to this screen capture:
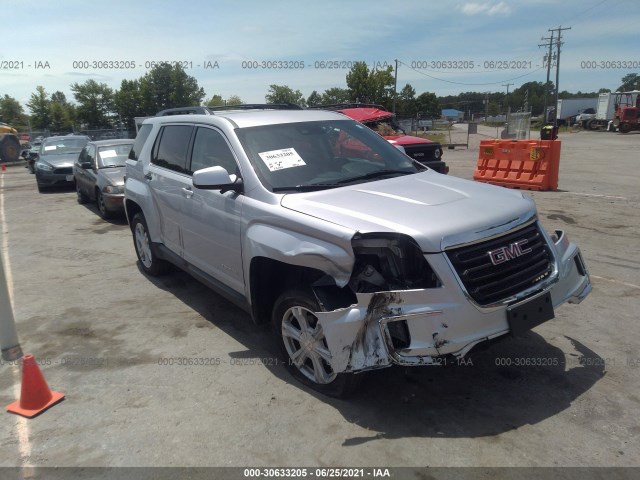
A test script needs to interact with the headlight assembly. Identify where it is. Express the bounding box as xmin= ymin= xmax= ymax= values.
xmin=36 ymin=162 xmax=53 ymax=171
xmin=103 ymin=185 xmax=124 ymax=194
